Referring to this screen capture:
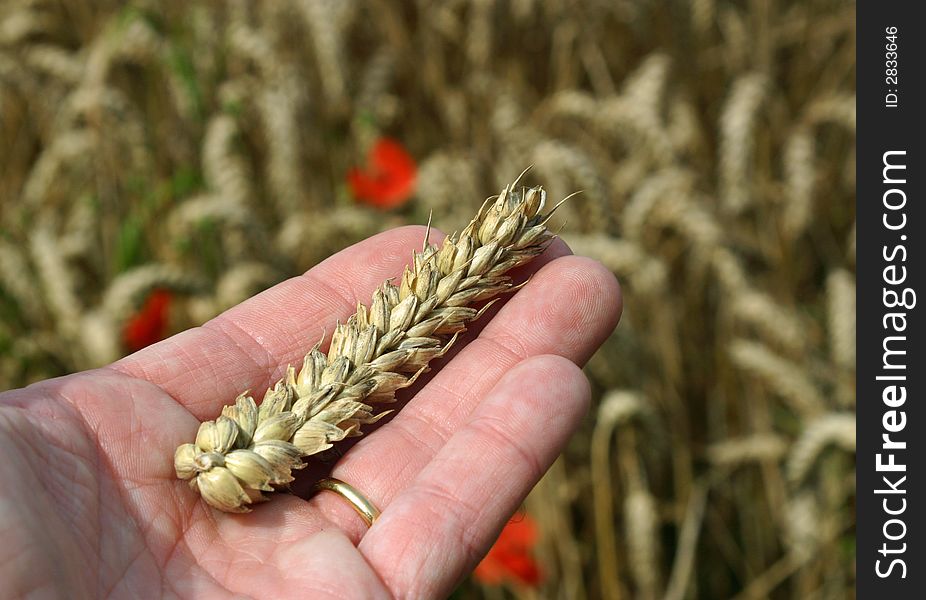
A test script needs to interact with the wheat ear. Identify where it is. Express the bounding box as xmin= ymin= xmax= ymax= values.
xmin=175 ymin=176 xmax=559 ymax=512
